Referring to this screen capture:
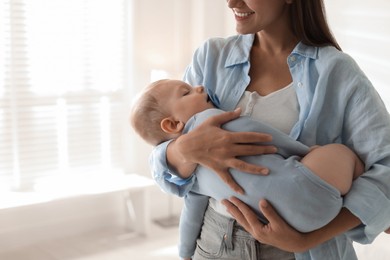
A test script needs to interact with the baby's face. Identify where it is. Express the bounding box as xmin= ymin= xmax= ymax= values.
xmin=157 ymin=80 xmax=214 ymax=123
